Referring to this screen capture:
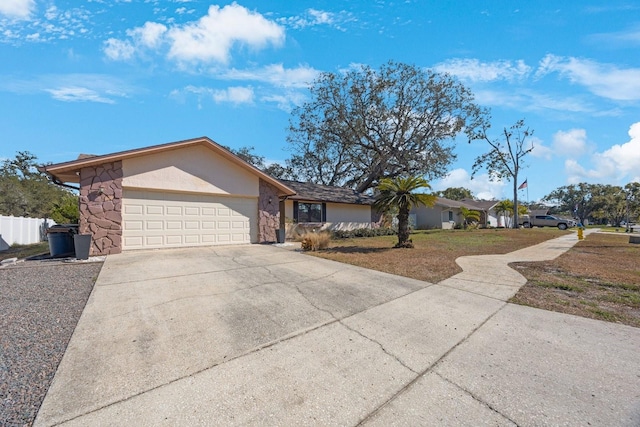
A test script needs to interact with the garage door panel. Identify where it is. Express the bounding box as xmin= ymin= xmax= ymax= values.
xmin=122 ymin=190 xmax=257 ymax=250
xmin=166 ymin=206 xmax=182 ymax=215
xmin=146 ymin=205 xmax=163 ymax=215
xmin=146 ymin=221 xmax=163 ymax=230
xmin=146 ymin=236 xmax=163 ymax=246
xmin=124 ymin=220 xmax=144 ymax=231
